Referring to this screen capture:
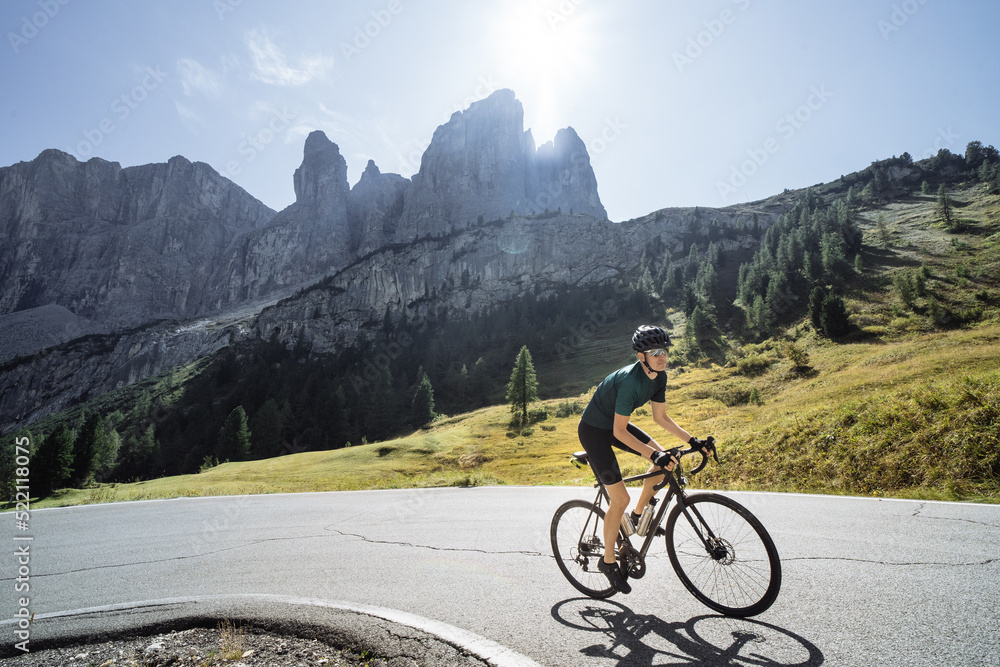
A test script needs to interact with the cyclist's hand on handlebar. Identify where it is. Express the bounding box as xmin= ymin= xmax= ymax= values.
xmin=688 ymin=436 xmax=721 ymax=466
xmin=651 ymin=448 xmax=679 ymax=470
xmin=688 ymin=436 xmax=710 ymax=454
